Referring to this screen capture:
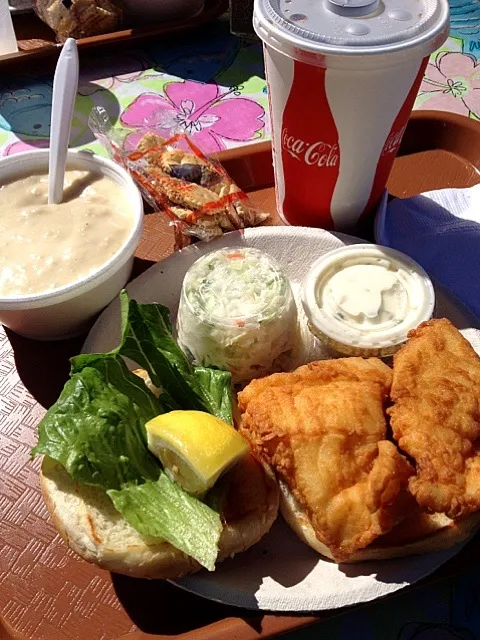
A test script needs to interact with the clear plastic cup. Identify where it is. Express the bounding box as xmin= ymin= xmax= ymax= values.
xmin=176 ymin=247 xmax=298 ymax=384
